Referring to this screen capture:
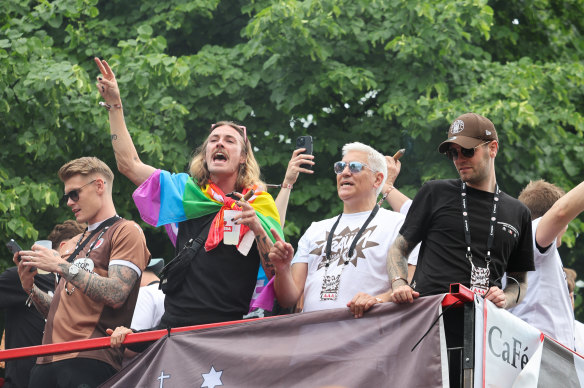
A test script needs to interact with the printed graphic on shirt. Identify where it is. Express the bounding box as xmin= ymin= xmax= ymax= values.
xmin=310 ymin=225 xmax=379 ymax=270
xmin=498 ymin=222 xmax=519 ymax=239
